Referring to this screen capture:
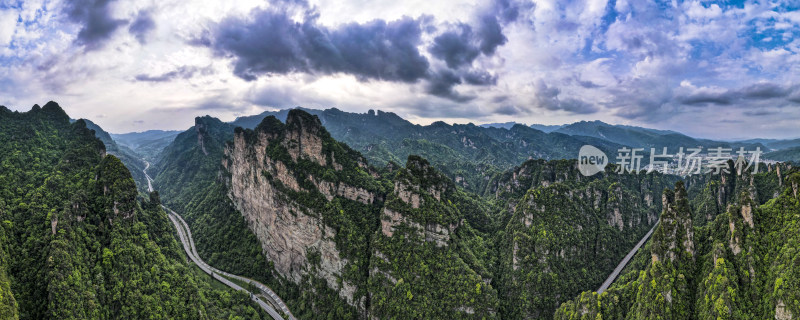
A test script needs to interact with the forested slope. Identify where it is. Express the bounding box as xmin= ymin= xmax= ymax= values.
xmin=80 ymin=119 xmax=150 ymax=194
xmin=490 ymin=159 xmax=678 ymax=318
xmin=154 ymin=109 xmax=715 ymax=319
xmin=555 ymin=163 xmax=798 ymax=320
xmin=0 ymin=102 xmax=267 ymax=319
